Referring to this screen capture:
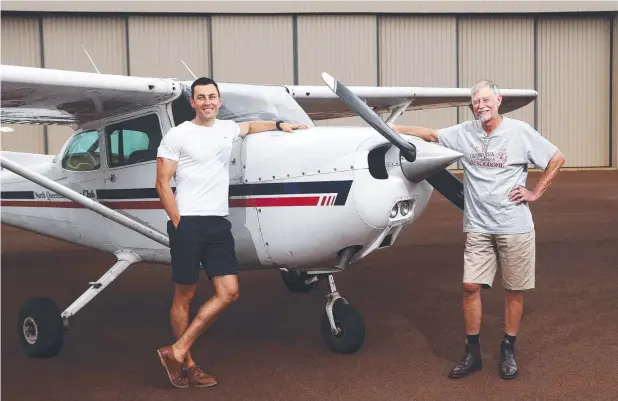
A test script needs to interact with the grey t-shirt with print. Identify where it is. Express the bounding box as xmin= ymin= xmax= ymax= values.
xmin=437 ymin=117 xmax=557 ymax=235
